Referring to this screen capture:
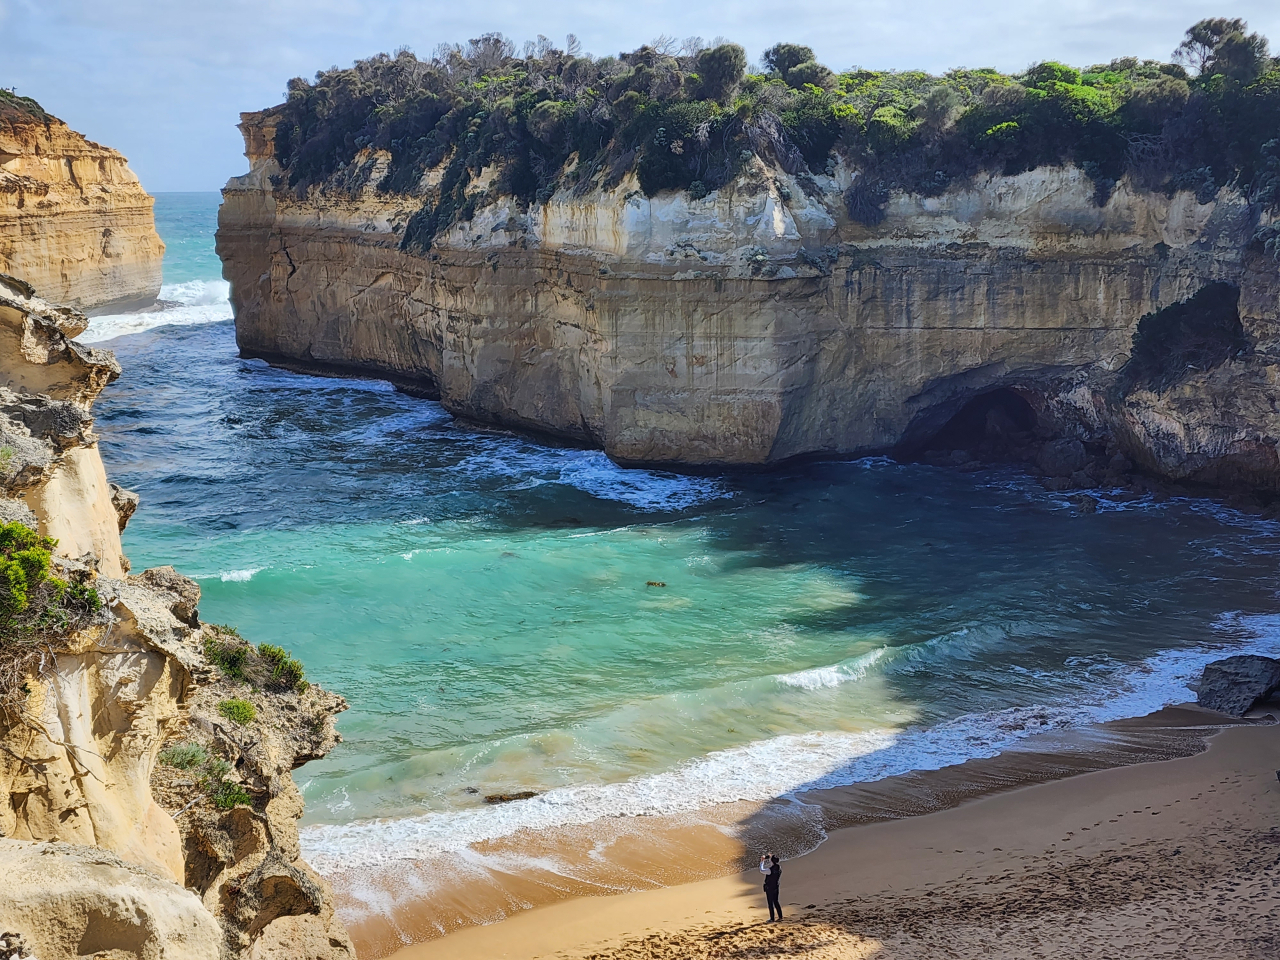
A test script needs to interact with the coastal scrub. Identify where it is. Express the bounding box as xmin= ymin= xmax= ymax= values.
xmin=204 ymin=625 xmax=309 ymax=693
xmin=0 ymin=522 xmax=103 ymax=709
xmin=217 ymin=698 xmax=257 ymax=725
xmin=268 ymin=19 xmax=1280 ymax=245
